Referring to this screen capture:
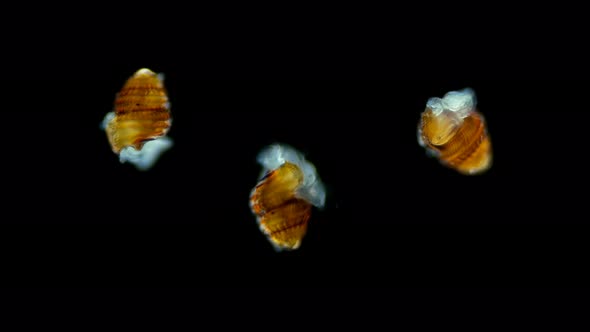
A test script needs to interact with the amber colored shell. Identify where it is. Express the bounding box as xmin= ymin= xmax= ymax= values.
xmin=419 ymin=108 xmax=492 ymax=175
xmin=250 ymin=162 xmax=312 ymax=250
xmin=105 ymin=68 xmax=171 ymax=154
